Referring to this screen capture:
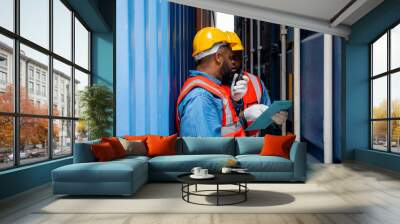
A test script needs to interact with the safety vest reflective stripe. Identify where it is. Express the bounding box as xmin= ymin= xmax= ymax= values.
xmin=221 ymin=122 xmax=243 ymax=136
xmin=176 ymin=76 xmax=244 ymax=137
xmin=245 ymin=72 xmax=262 ymax=104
